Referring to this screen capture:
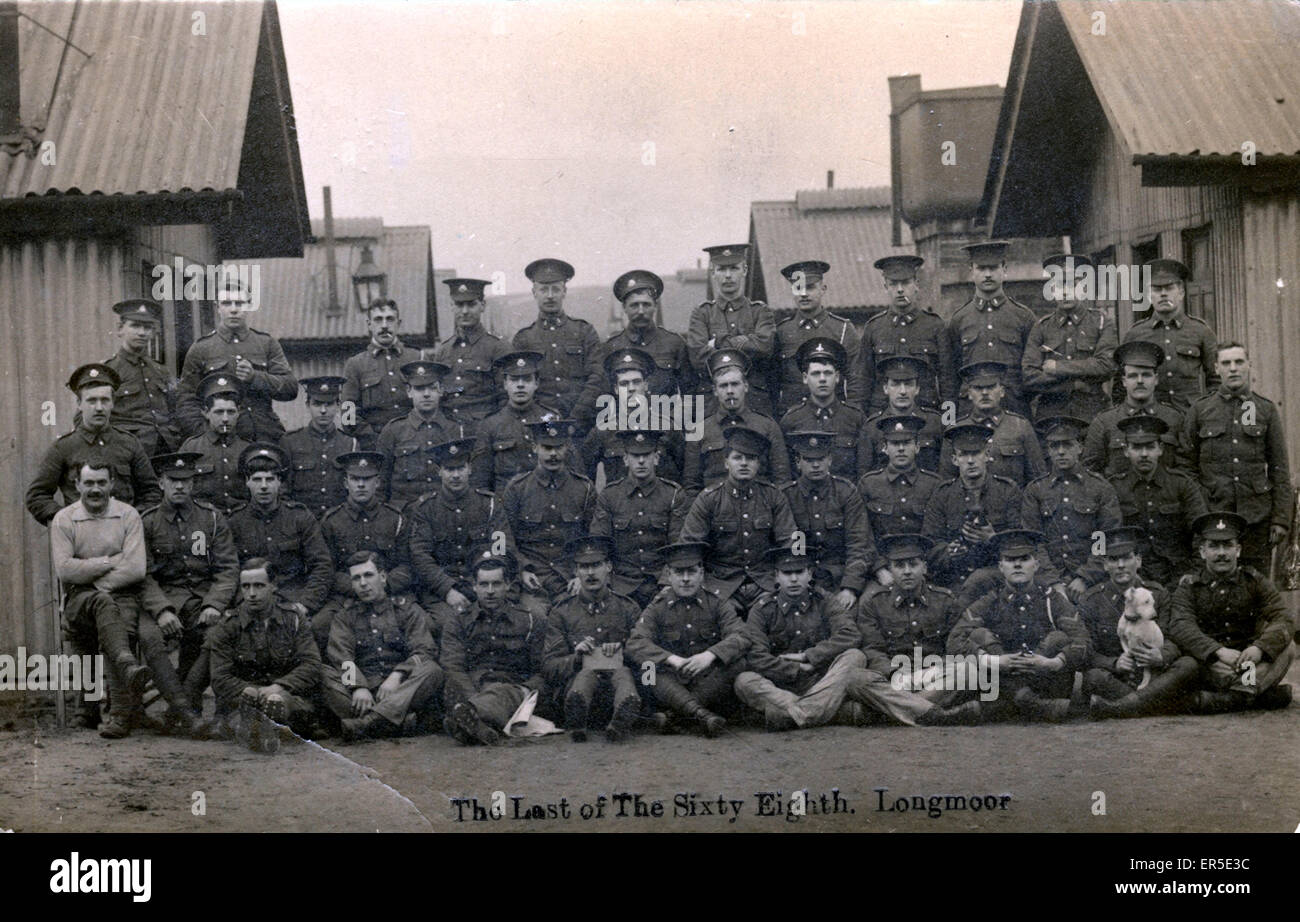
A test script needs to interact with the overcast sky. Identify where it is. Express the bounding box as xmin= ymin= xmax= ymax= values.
xmin=278 ymin=0 xmax=1021 ymax=295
